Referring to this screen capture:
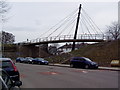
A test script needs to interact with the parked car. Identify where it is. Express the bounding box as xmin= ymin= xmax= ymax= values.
xmin=70 ymin=57 xmax=98 ymax=69
xmin=32 ymin=58 xmax=49 ymax=65
xmin=110 ymin=60 xmax=120 ymax=67
xmin=0 ymin=58 xmax=20 ymax=81
xmin=16 ymin=57 xmax=25 ymax=63
xmin=24 ymin=57 xmax=33 ymax=64
xmin=0 ymin=68 xmax=22 ymax=90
